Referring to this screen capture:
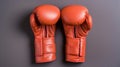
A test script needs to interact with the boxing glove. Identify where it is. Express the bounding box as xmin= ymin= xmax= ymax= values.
xmin=30 ymin=4 xmax=60 ymax=63
xmin=61 ymin=5 xmax=92 ymax=62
